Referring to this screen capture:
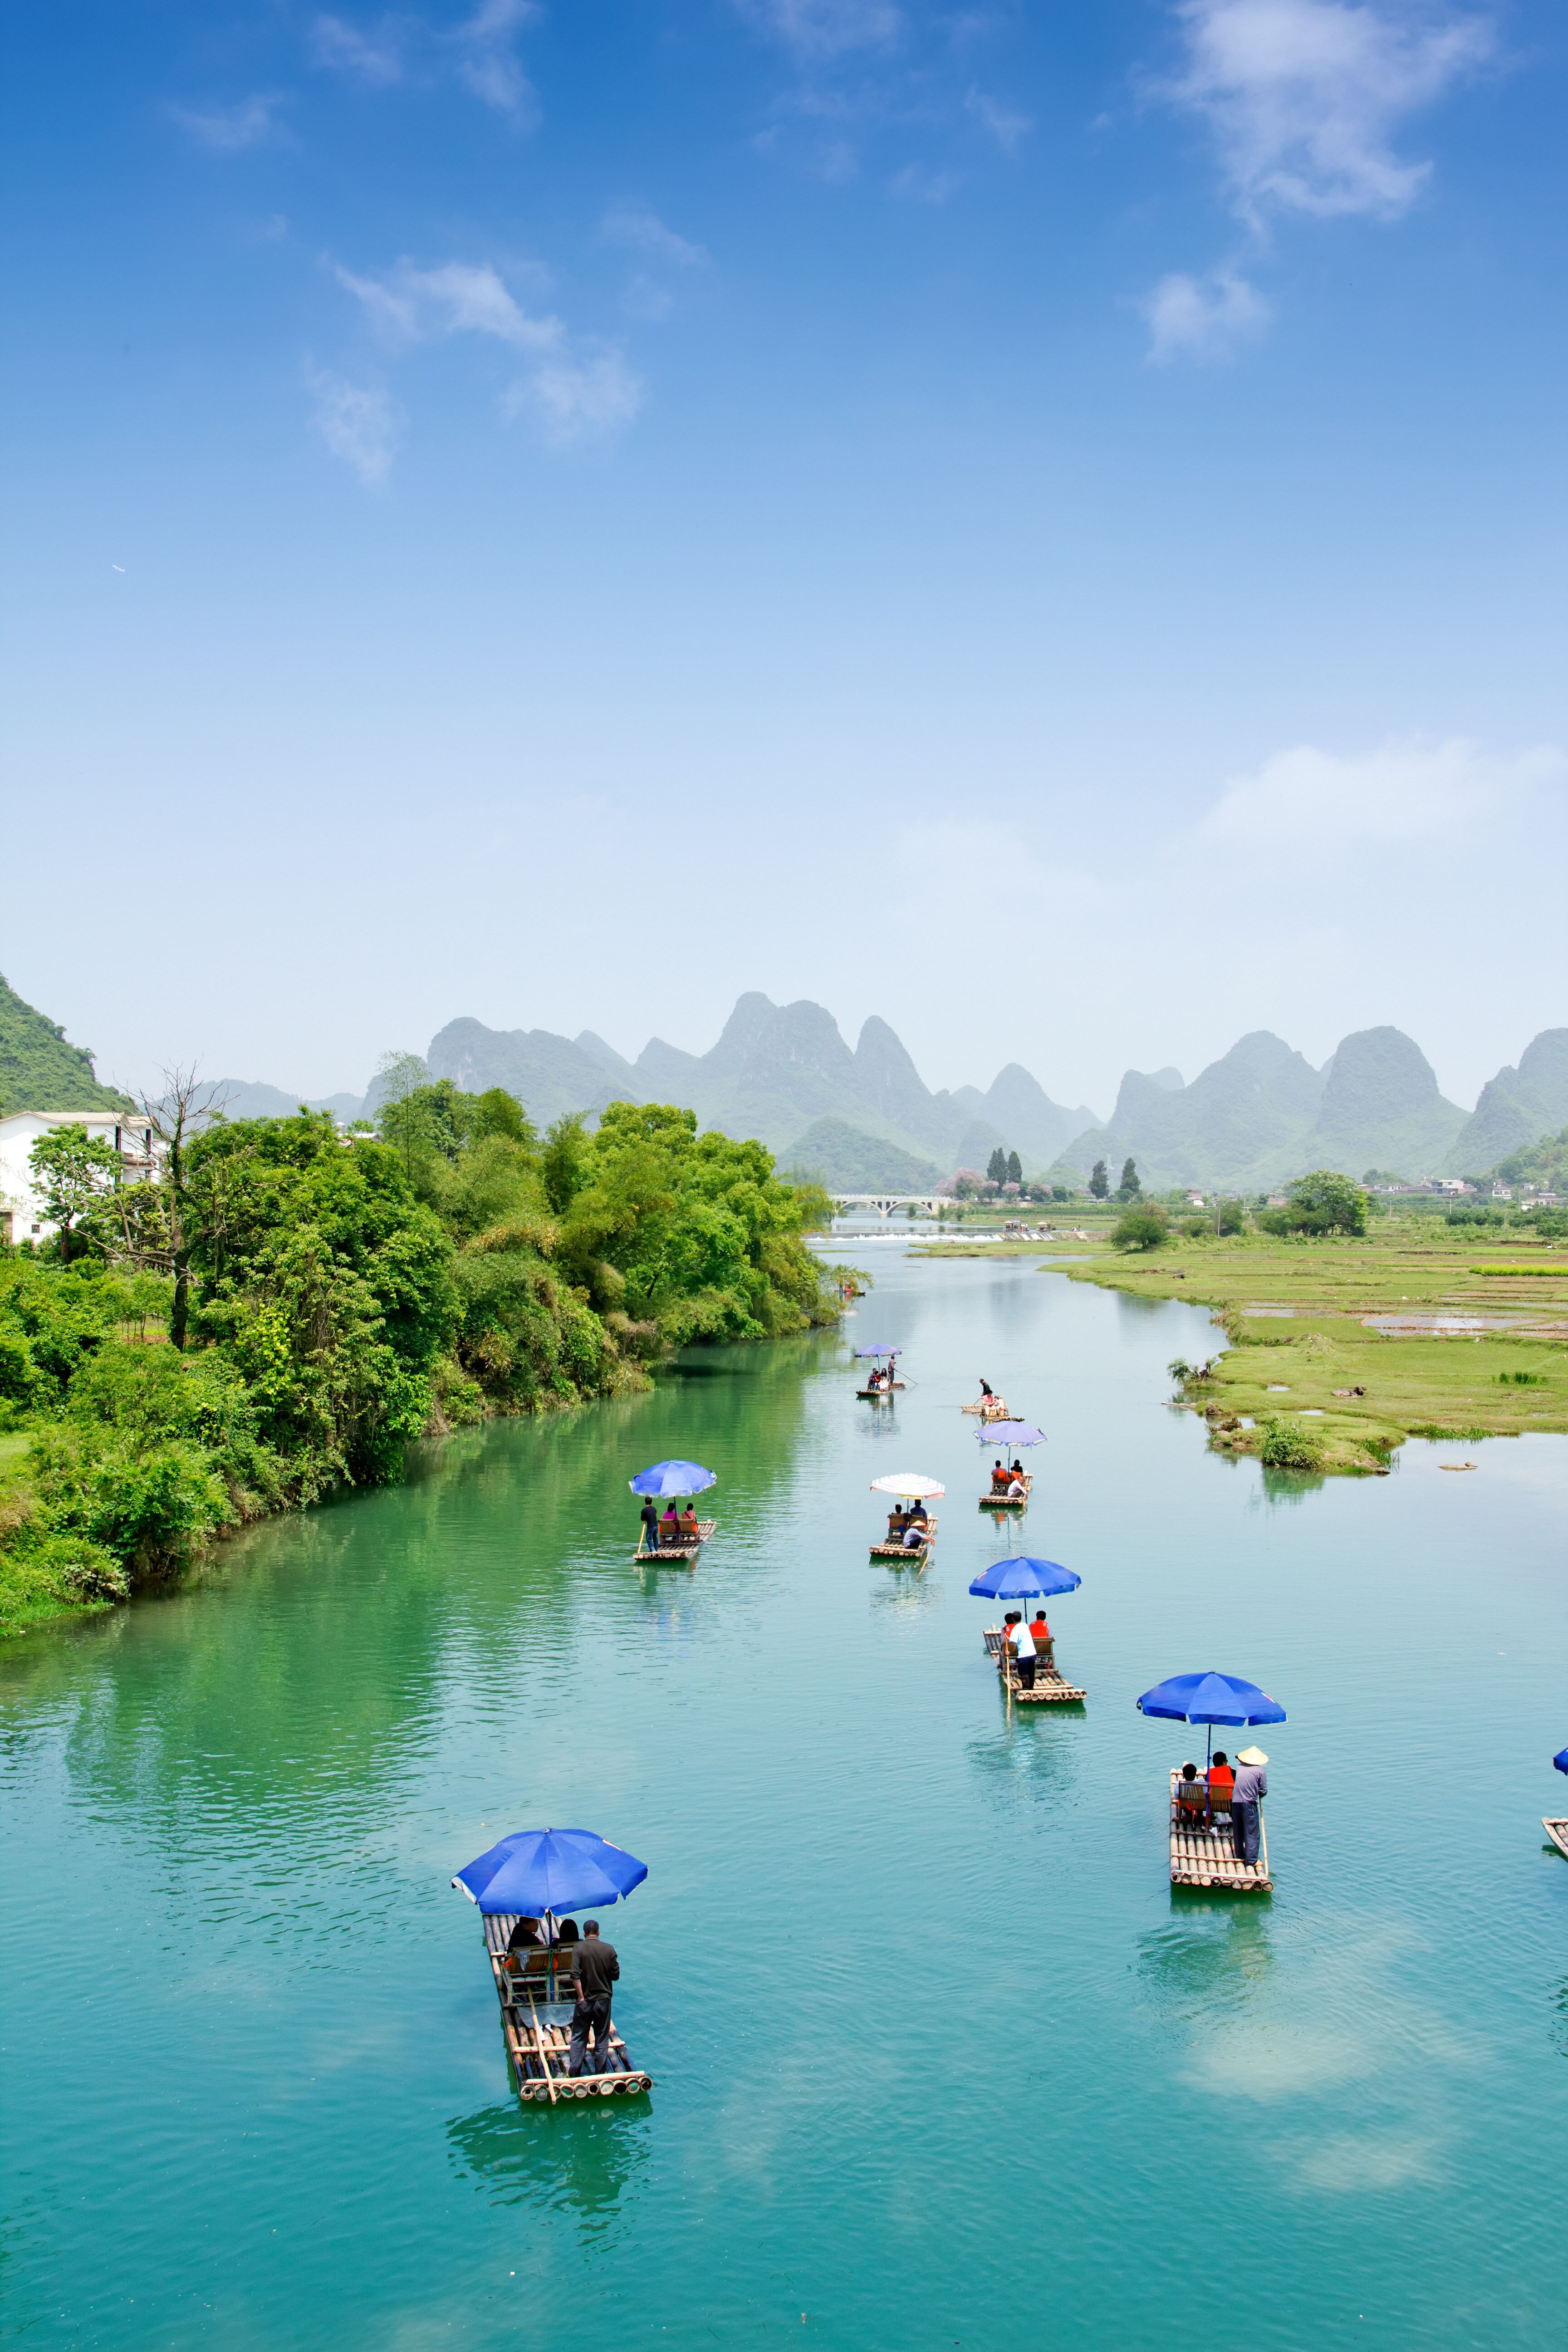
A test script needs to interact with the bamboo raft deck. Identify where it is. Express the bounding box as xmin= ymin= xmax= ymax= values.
xmin=979 ymin=1472 xmax=1033 ymax=1509
xmin=1544 ymin=1818 xmax=1568 ymax=1862
xmin=870 ymin=1516 xmax=935 ymax=1565
xmin=1168 ymin=1769 xmax=1271 ymax=1892
xmin=633 ymin=1517 xmax=716 ymax=1564
xmin=482 ymin=1916 xmax=652 ymax=2102
xmin=982 ymin=1627 xmax=1084 ymax=1702
xmin=962 ymin=1397 xmax=1010 ymax=1419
